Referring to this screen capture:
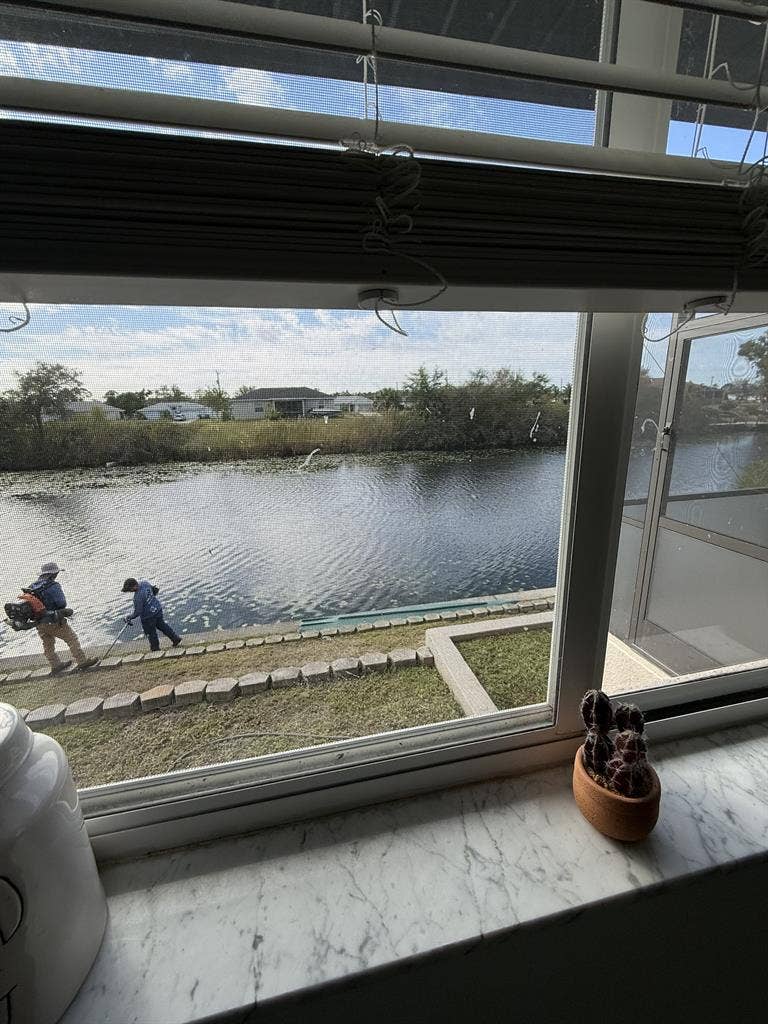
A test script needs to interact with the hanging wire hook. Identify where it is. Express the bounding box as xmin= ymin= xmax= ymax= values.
xmin=641 ymin=312 xmax=689 ymax=345
xmin=0 ymin=301 xmax=30 ymax=333
xmin=363 ymin=4 xmax=383 ymax=146
xmin=374 ymin=295 xmax=408 ymax=336
xmin=349 ymin=4 xmax=448 ymax=336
